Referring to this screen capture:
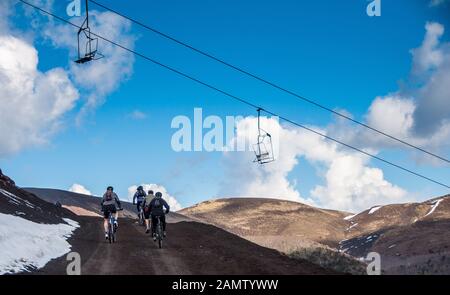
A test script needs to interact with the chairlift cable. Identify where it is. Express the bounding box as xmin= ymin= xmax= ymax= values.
xmin=87 ymin=0 xmax=450 ymax=165
xmin=17 ymin=0 xmax=450 ymax=190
